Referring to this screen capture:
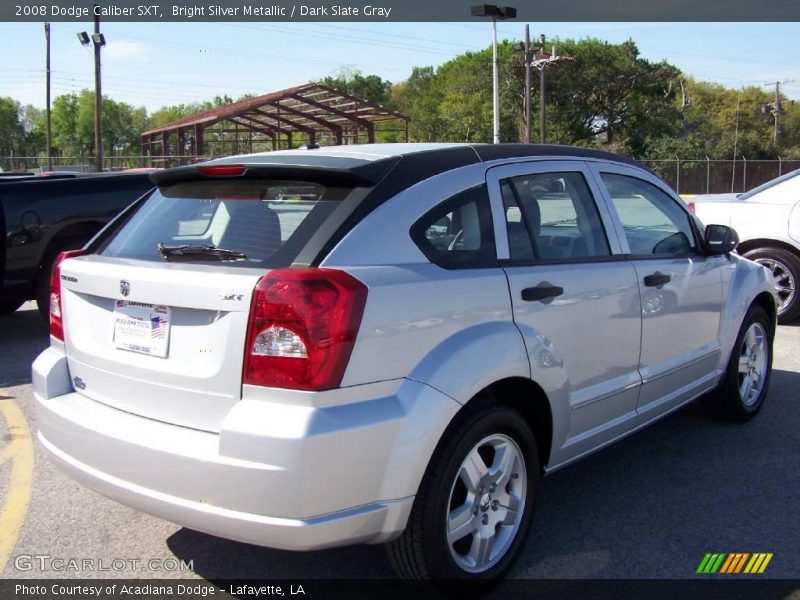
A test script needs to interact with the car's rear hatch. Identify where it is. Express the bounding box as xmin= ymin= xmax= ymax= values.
xmin=57 ymin=167 xmax=376 ymax=432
